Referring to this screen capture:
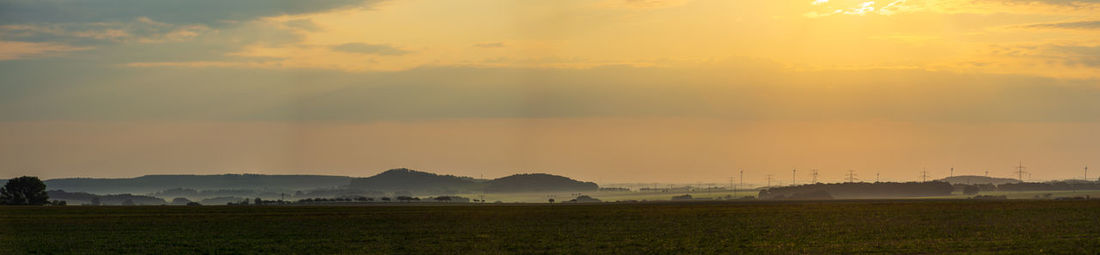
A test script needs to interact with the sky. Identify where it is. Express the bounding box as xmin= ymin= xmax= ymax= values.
xmin=0 ymin=0 xmax=1098 ymax=184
